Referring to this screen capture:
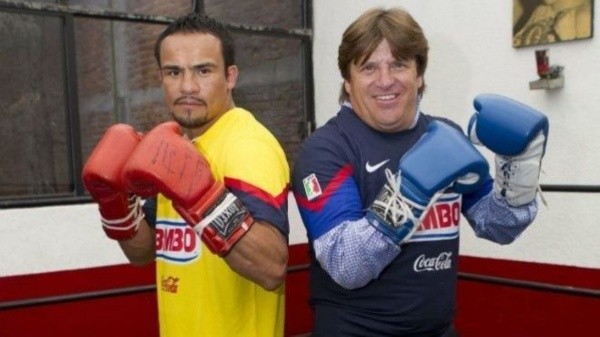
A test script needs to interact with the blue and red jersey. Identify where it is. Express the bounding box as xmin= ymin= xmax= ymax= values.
xmin=292 ymin=105 xmax=492 ymax=336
